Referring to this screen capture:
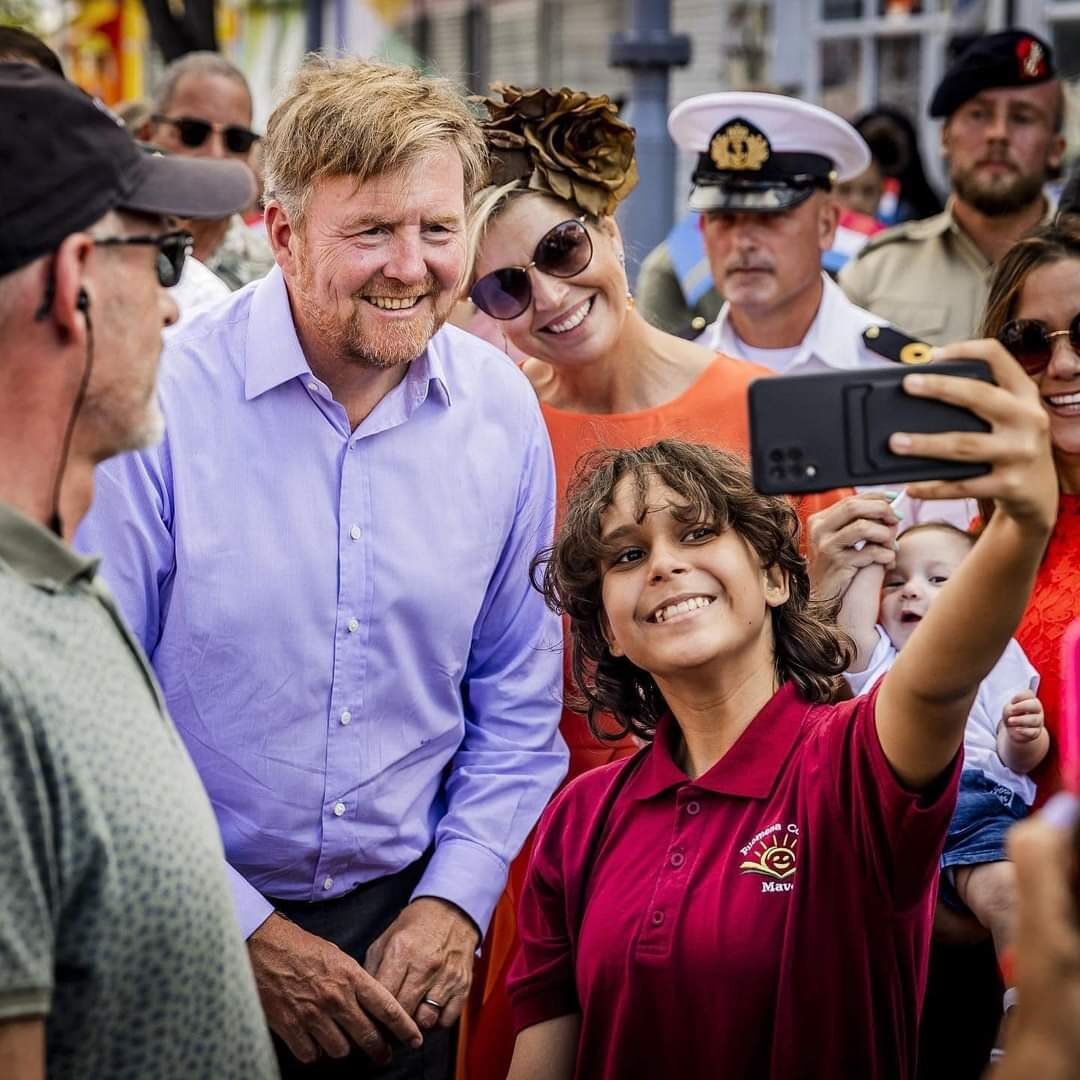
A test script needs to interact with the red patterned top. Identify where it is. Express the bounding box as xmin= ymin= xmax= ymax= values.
xmin=1015 ymin=493 xmax=1080 ymax=806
